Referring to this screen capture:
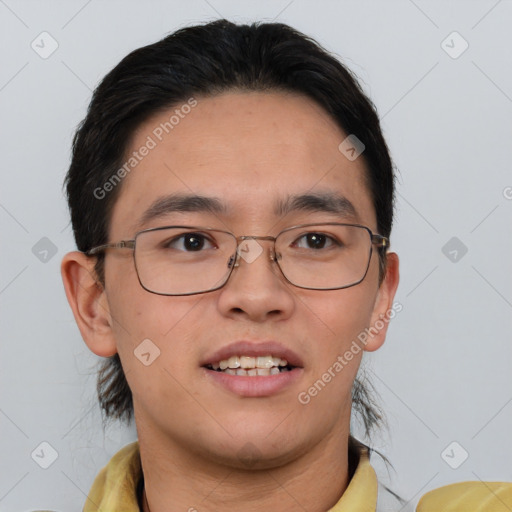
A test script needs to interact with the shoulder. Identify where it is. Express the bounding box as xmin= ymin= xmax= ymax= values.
xmin=417 ymin=481 xmax=512 ymax=511
xmin=83 ymin=441 xmax=142 ymax=512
